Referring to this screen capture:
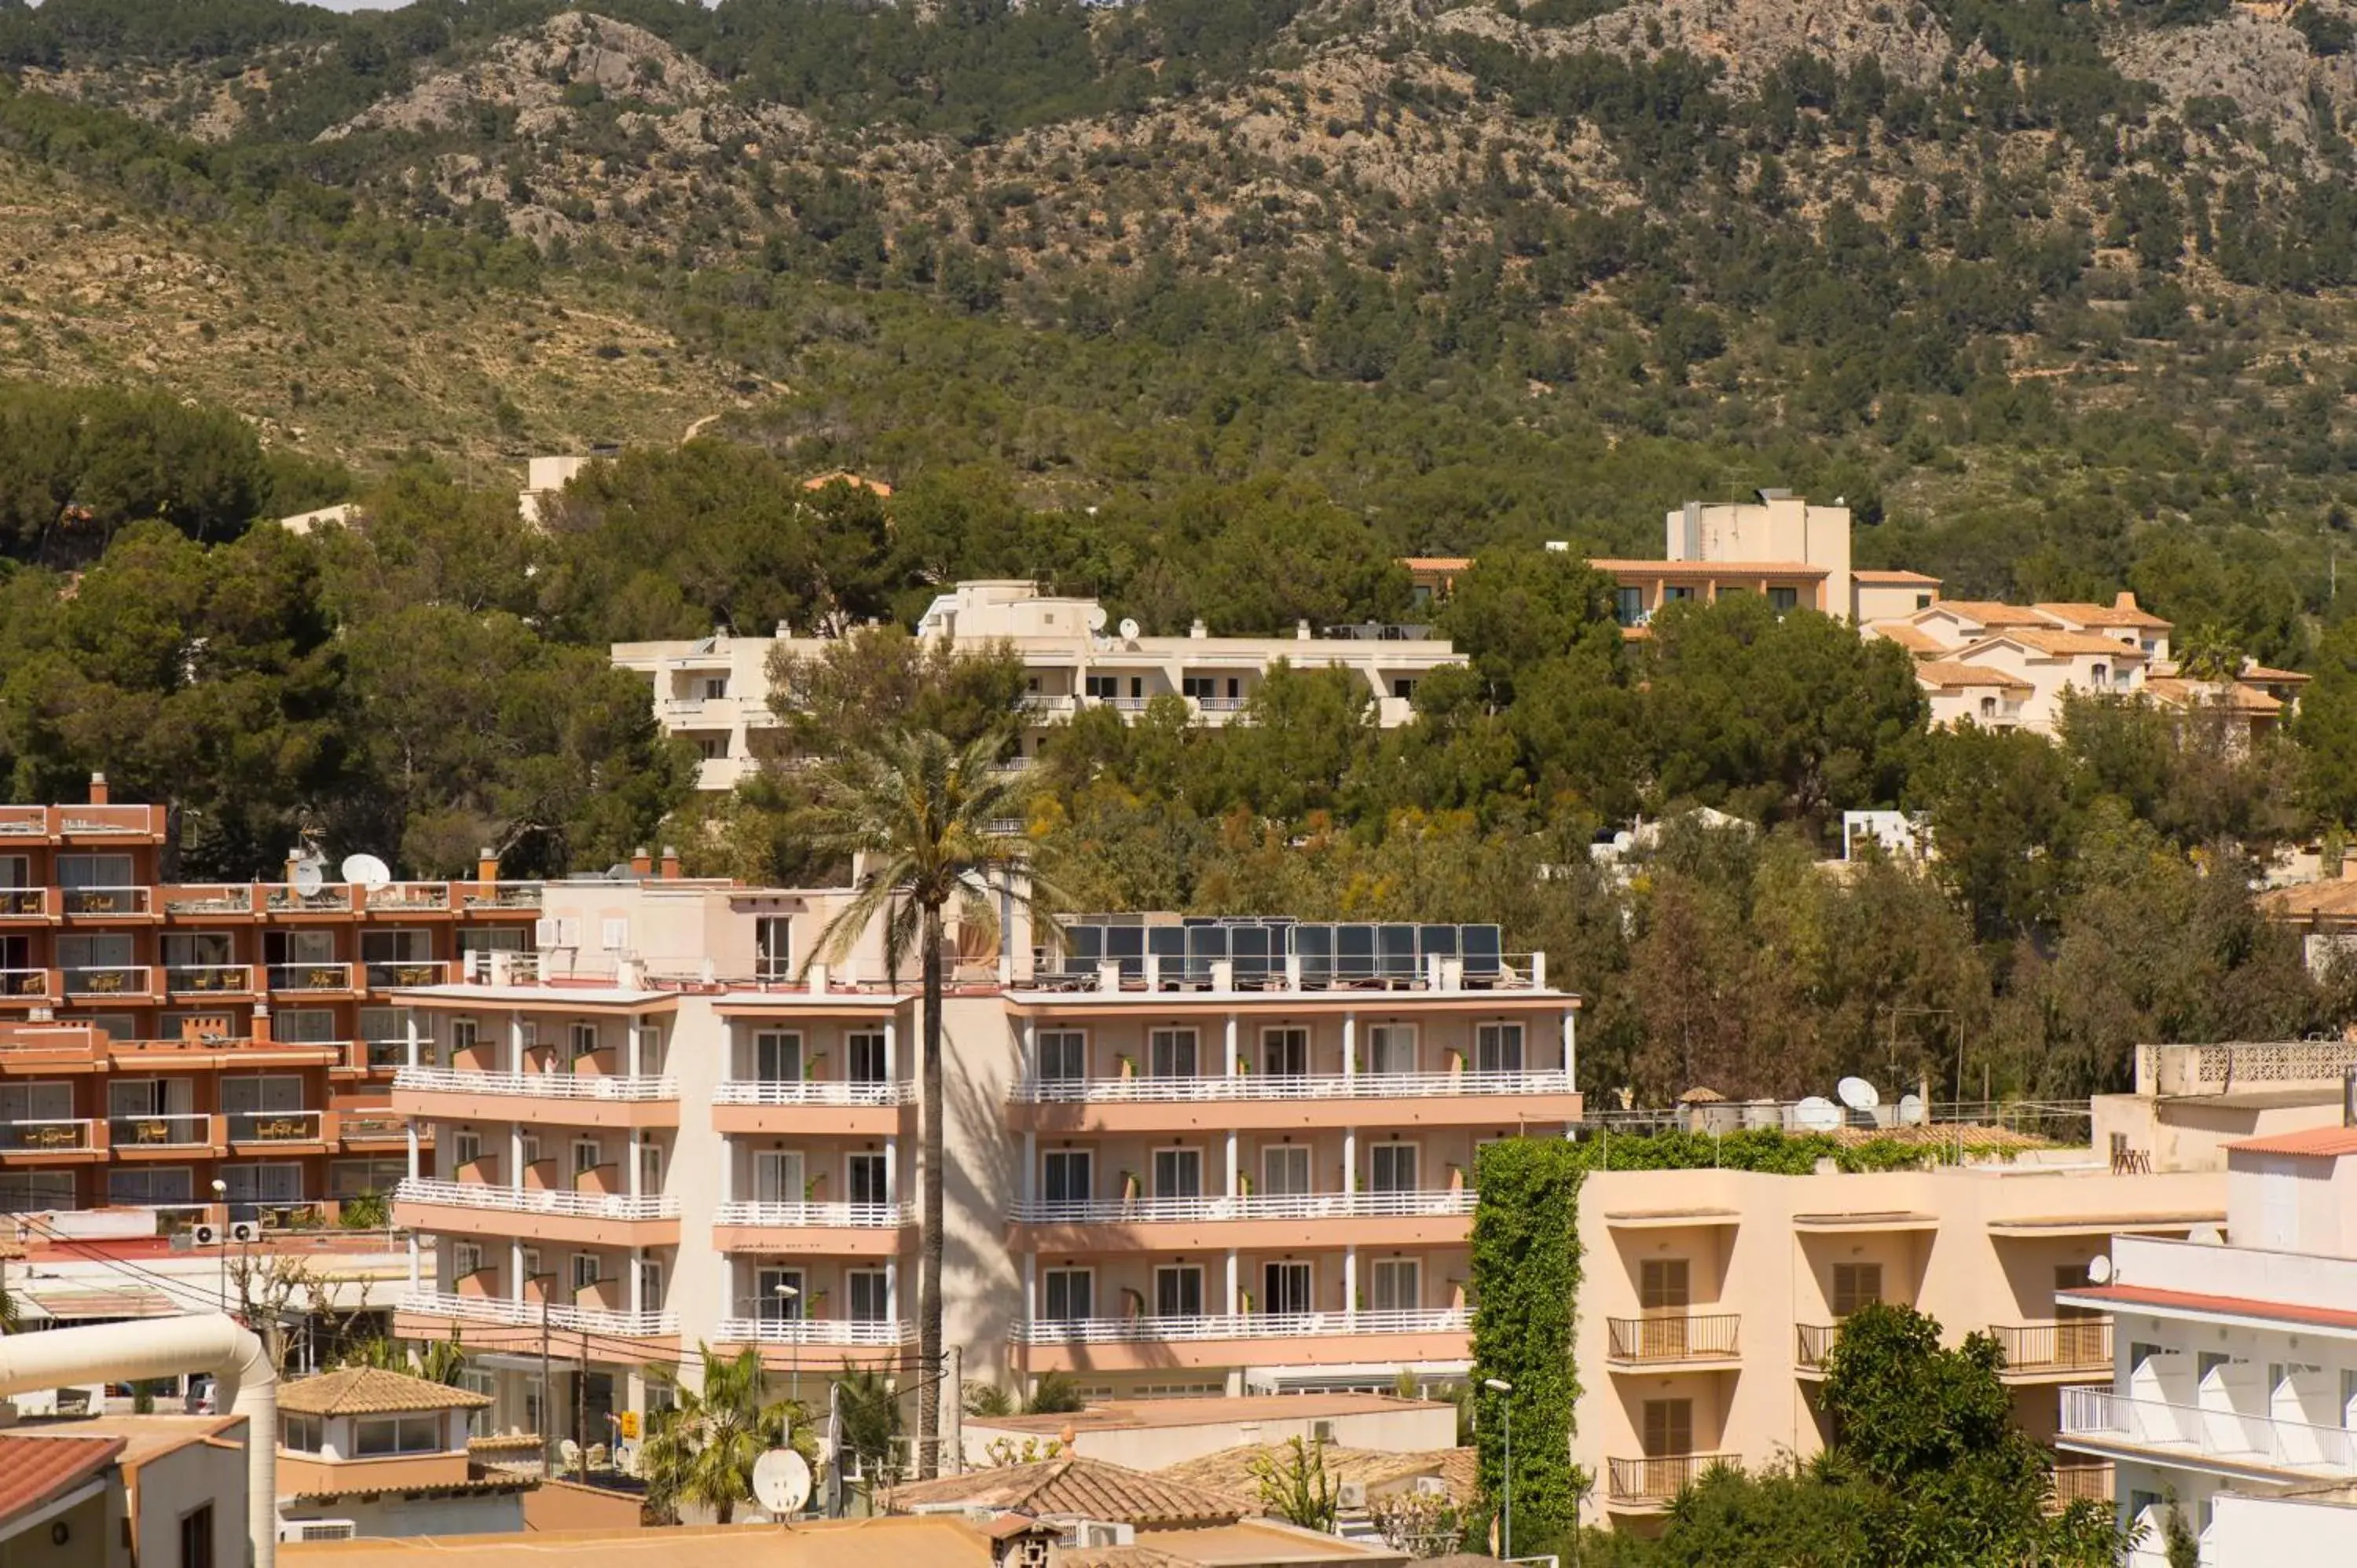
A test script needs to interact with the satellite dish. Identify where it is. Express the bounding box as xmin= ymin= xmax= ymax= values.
xmin=2087 ymin=1255 xmax=2113 ymax=1285
xmin=340 ymin=853 xmax=392 ymax=890
xmin=1791 ymin=1096 xmax=1842 ymax=1133
xmin=1897 ymin=1092 xmax=1926 ymax=1127
xmin=1117 ymin=617 xmax=1140 ymax=640
xmin=752 ymin=1448 xmax=812 ymax=1517
xmin=1085 ymin=605 xmax=1109 ymax=633
xmin=292 ymin=859 xmax=325 ymax=896
xmin=1836 ymin=1077 xmax=1881 ymax=1114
